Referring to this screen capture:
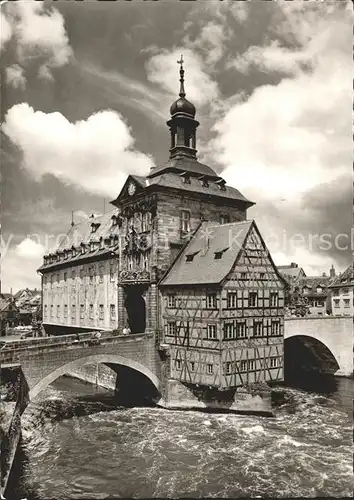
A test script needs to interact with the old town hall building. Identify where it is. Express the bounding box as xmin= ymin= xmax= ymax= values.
xmin=38 ymin=60 xmax=285 ymax=390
